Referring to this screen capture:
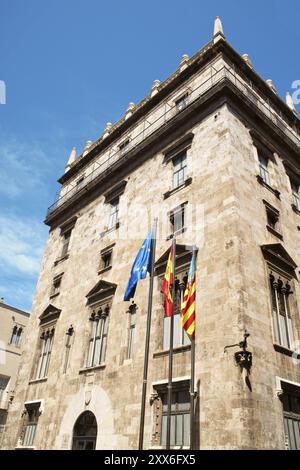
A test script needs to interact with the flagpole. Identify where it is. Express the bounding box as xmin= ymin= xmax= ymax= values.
xmin=166 ymin=235 xmax=176 ymax=450
xmin=138 ymin=218 xmax=158 ymax=451
xmin=190 ymin=245 xmax=197 ymax=450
